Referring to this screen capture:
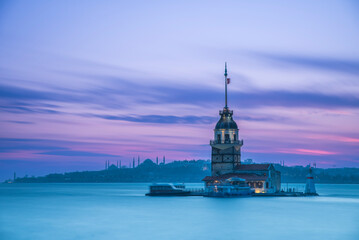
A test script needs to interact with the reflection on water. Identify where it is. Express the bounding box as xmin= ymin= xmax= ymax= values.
xmin=1 ymin=183 xmax=359 ymax=240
